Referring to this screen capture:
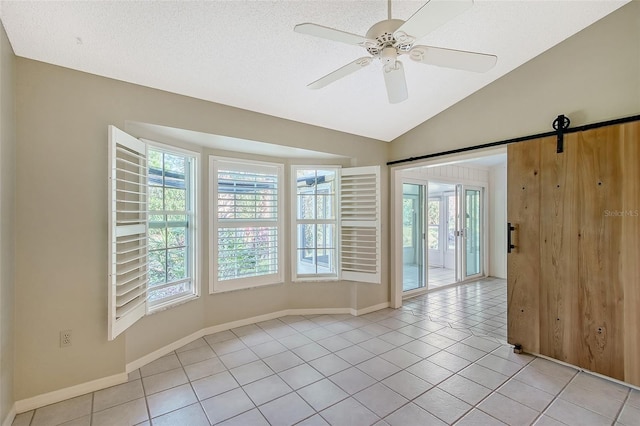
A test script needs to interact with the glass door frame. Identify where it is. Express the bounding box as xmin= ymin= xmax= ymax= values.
xmin=452 ymin=184 xmax=462 ymax=283
xmin=400 ymin=178 xmax=428 ymax=295
xmin=460 ymin=185 xmax=485 ymax=281
xmin=398 ymin=180 xmax=487 ymax=295
xmin=390 ymin=155 xmax=497 ymax=309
